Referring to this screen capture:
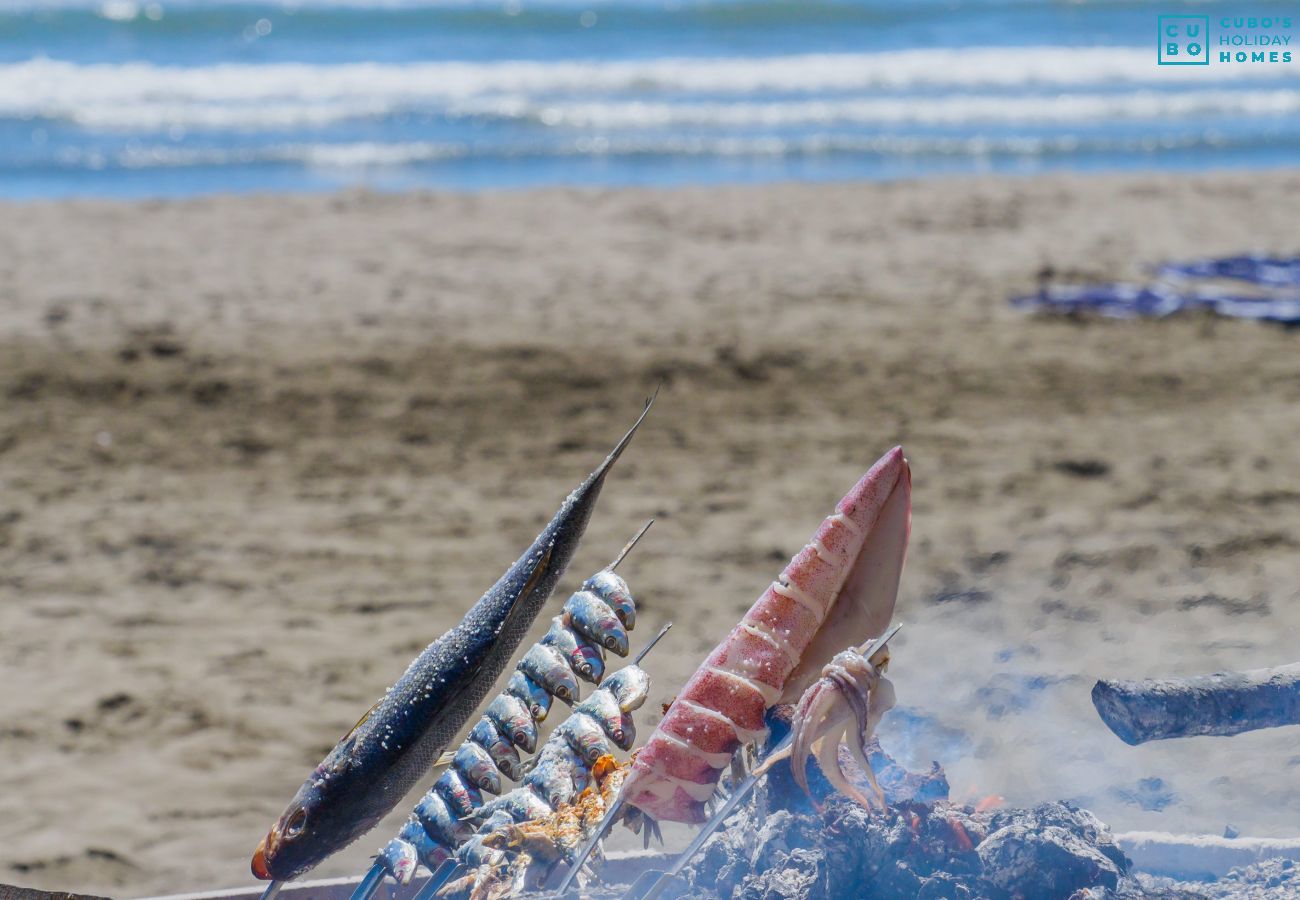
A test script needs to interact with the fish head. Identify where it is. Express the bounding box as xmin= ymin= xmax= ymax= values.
xmin=252 ymin=745 xmax=383 ymax=880
xmin=571 ymin=641 xmax=605 ymax=683
xmin=378 ymin=838 xmax=420 ymax=885
xmin=605 ymin=665 xmax=651 ymax=712
xmin=610 ymin=711 xmax=636 ymax=750
xmin=251 ymin=782 xmax=319 ymax=880
xmin=498 ymin=707 xmax=537 ymax=748
xmin=571 ymin=722 xmax=611 ymax=764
